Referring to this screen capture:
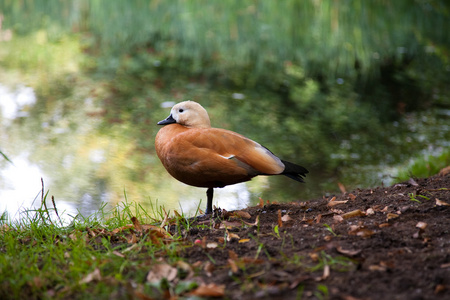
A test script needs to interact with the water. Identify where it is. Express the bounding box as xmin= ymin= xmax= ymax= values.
xmin=0 ymin=83 xmax=447 ymax=223
xmin=0 ymin=83 xmax=255 ymax=222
